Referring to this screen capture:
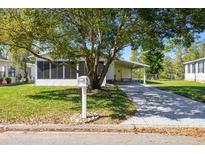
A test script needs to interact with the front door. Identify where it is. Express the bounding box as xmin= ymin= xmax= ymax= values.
xmin=115 ymin=69 xmax=122 ymax=81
